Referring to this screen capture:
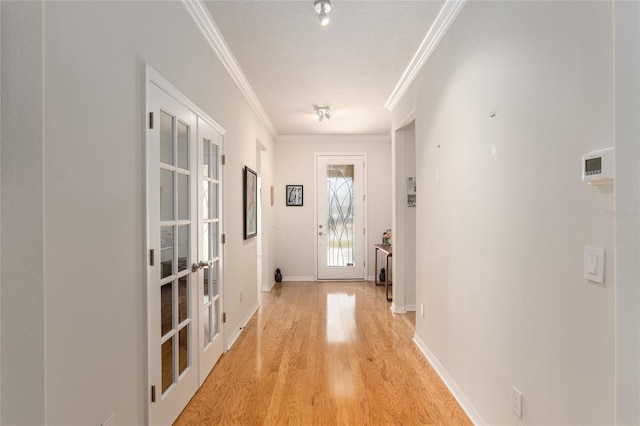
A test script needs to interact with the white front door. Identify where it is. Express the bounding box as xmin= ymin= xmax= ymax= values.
xmin=146 ymin=83 xmax=199 ymax=425
xmin=316 ymin=155 xmax=366 ymax=280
